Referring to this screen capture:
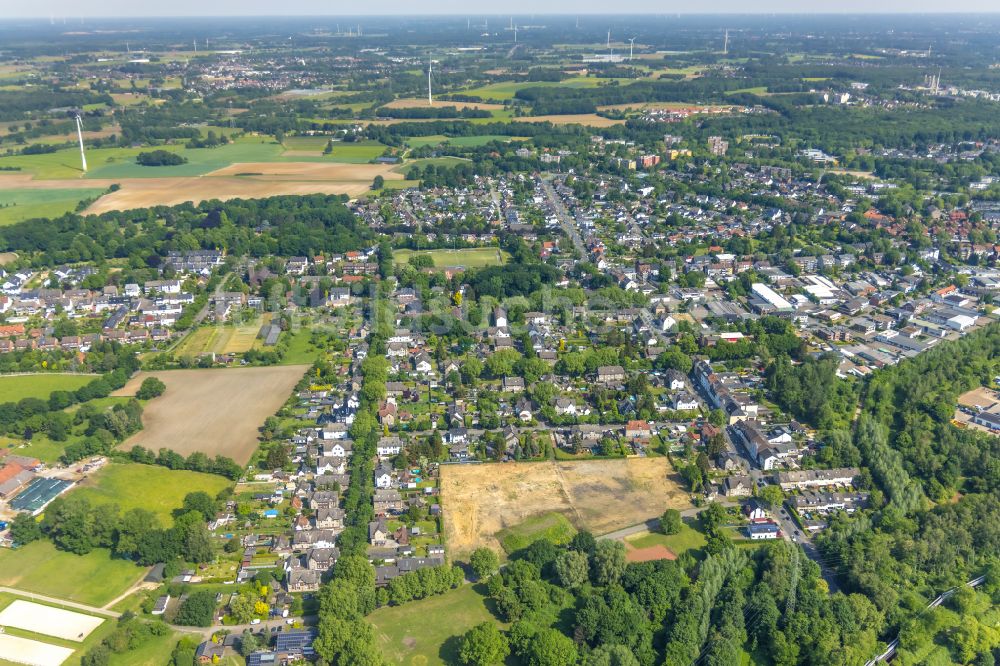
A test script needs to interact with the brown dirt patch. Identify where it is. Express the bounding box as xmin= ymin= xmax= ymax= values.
xmin=625 ymin=543 xmax=677 ymax=563
xmin=440 ymin=457 xmax=691 ymax=558
xmin=205 ymin=161 xmax=397 ymax=180
xmin=515 ymin=114 xmax=625 ymax=127
xmin=114 ymin=366 xmax=308 ymax=464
